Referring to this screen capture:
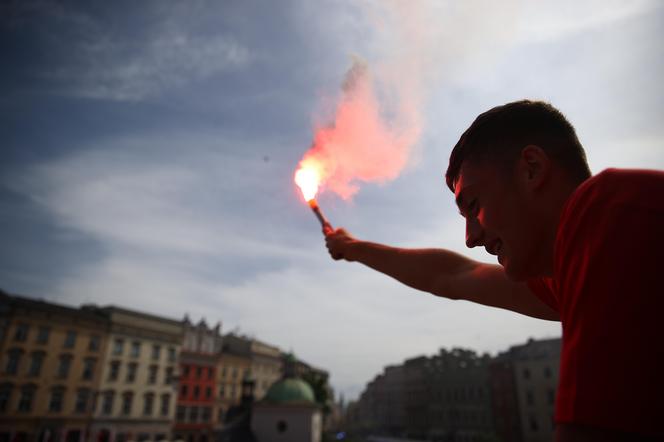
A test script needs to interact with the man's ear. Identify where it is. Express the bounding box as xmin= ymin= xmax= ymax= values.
xmin=518 ymin=145 xmax=551 ymax=190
